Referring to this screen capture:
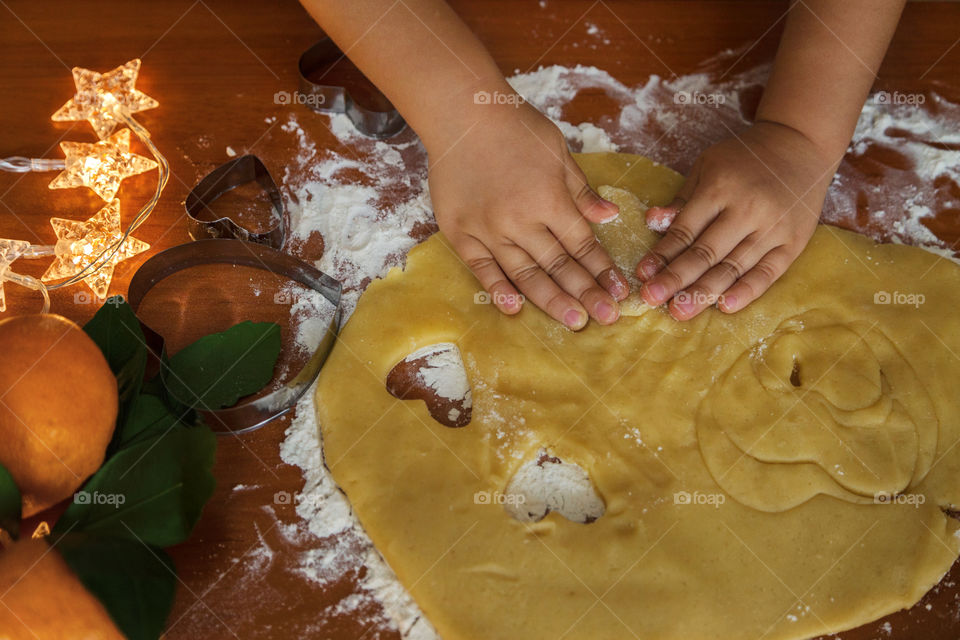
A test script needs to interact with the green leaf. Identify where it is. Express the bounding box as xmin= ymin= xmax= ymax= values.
xmin=118 ymin=394 xmax=182 ymax=448
xmin=53 ymin=427 xmax=216 ymax=547
xmin=57 ymin=533 xmax=175 ymax=640
xmin=83 ymin=296 xmax=149 ymax=454
xmin=0 ymin=462 xmax=20 ymax=539
xmin=83 ymin=296 xmax=147 ymax=371
xmin=162 ymin=321 xmax=281 ymax=410
xmin=143 ymin=354 xmax=198 ymax=425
